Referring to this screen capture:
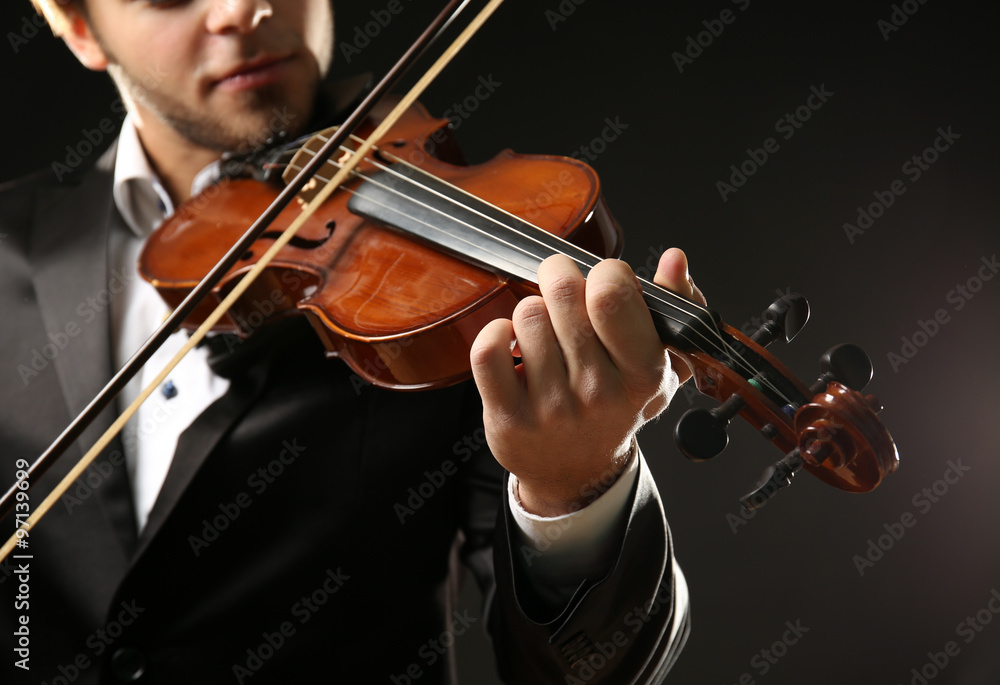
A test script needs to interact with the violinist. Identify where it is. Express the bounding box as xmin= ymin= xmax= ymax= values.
xmin=0 ymin=0 xmax=702 ymax=682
